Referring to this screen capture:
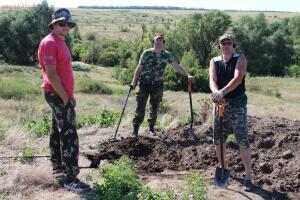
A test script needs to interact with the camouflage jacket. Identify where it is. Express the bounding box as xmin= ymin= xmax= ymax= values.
xmin=139 ymin=48 xmax=175 ymax=83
